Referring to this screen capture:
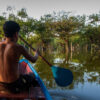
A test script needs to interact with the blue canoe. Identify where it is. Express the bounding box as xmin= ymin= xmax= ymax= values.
xmin=0 ymin=59 xmax=52 ymax=100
